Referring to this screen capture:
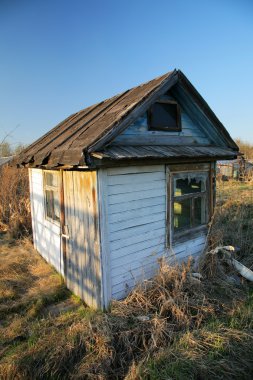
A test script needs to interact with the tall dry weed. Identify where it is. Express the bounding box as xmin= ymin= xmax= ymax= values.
xmin=209 ymin=180 xmax=253 ymax=267
xmin=0 ymin=166 xmax=31 ymax=238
